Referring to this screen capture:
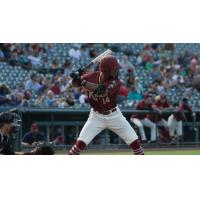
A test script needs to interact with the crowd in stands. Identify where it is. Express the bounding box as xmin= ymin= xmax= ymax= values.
xmin=0 ymin=43 xmax=200 ymax=109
